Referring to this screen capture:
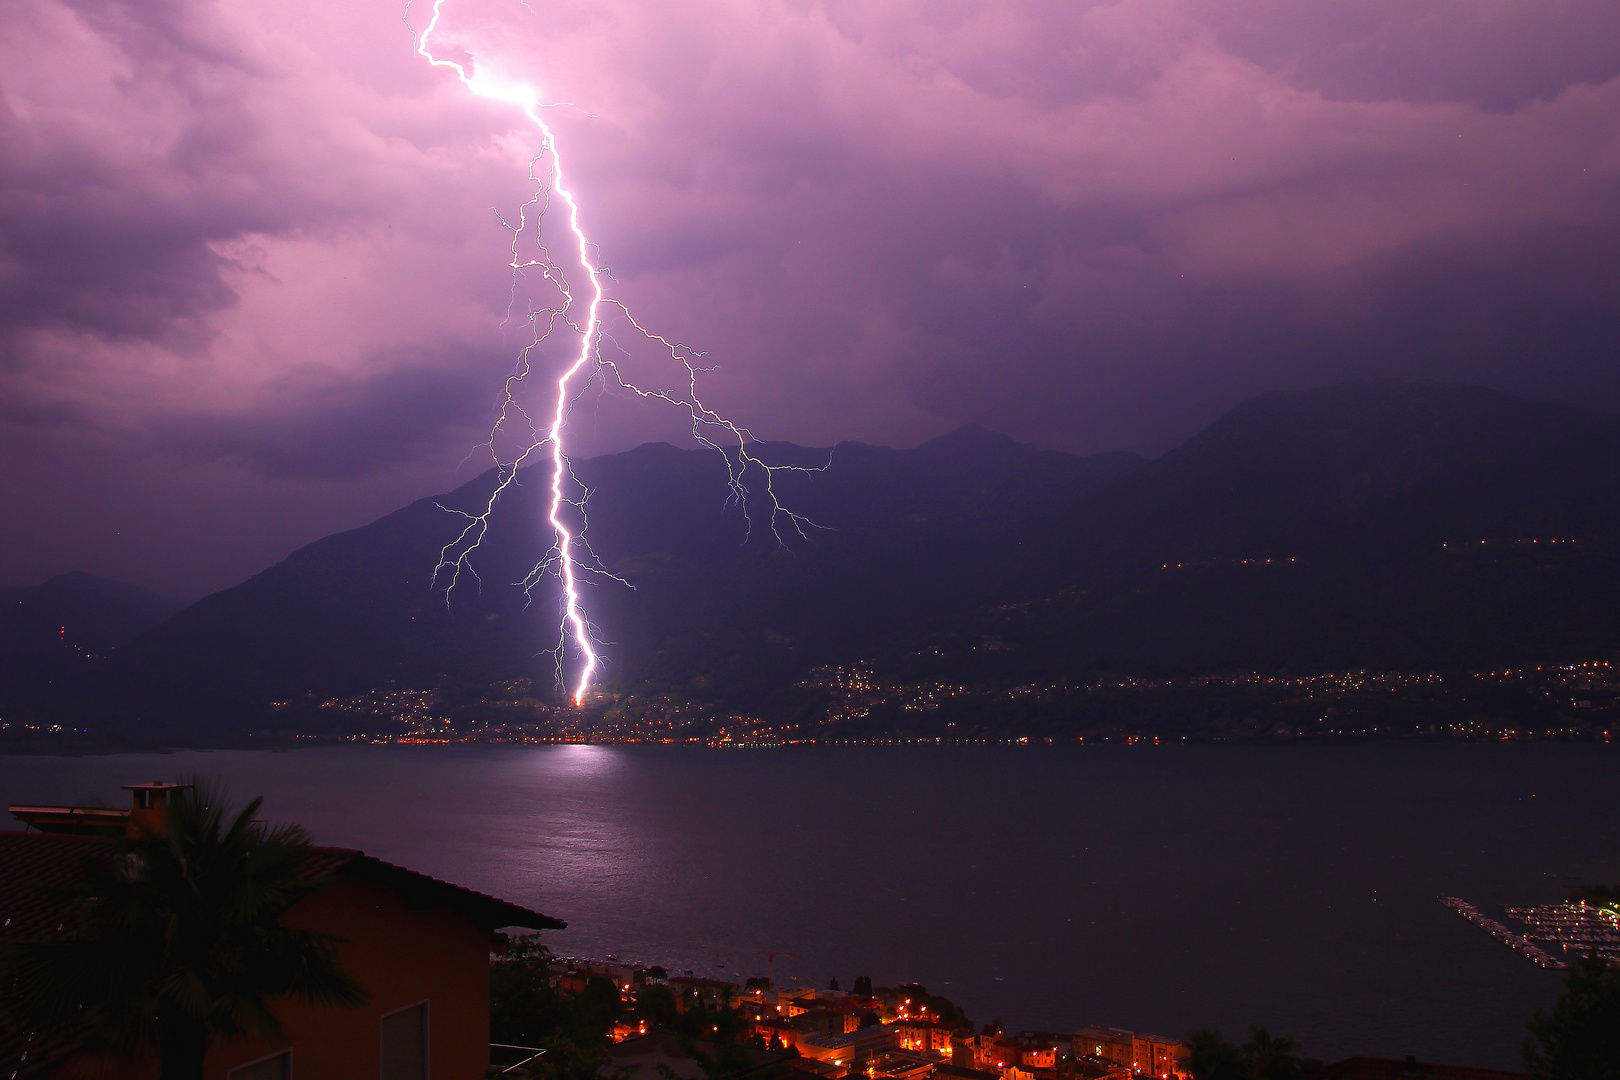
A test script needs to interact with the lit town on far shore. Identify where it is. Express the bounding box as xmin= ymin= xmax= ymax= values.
xmin=278 ymin=661 xmax=1620 ymax=748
